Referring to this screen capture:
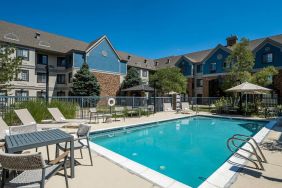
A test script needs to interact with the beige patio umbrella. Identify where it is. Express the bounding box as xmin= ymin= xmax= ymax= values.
xmin=226 ymin=82 xmax=271 ymax=115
